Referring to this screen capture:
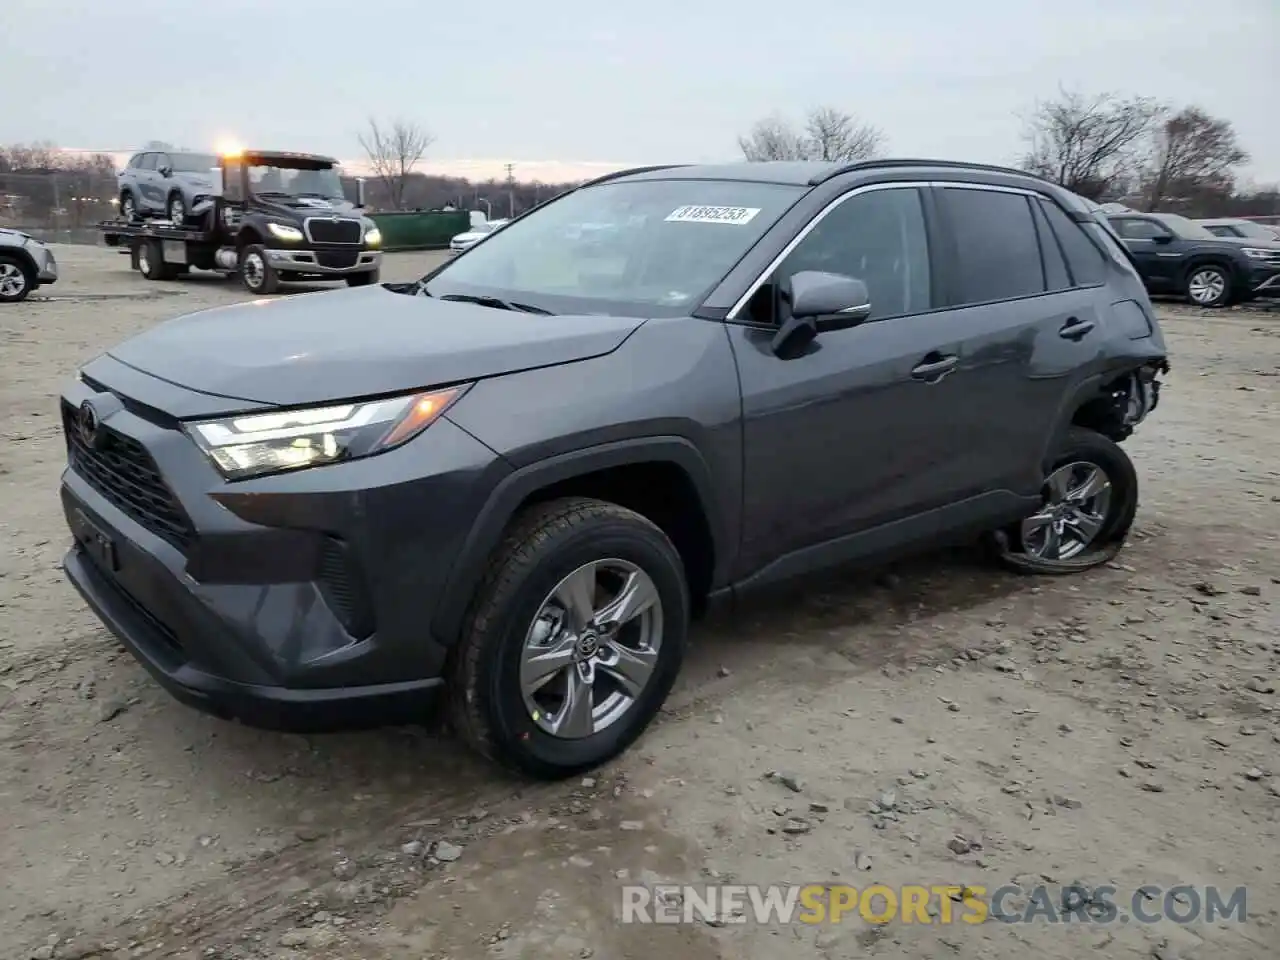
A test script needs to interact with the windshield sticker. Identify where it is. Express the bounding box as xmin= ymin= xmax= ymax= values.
xmin=665 ymin=205 xmax=761 ymax=225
